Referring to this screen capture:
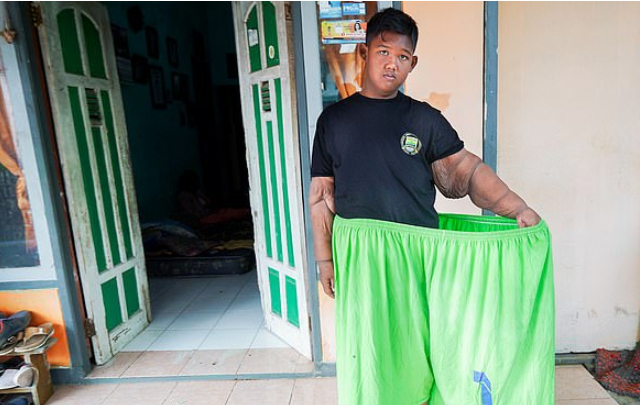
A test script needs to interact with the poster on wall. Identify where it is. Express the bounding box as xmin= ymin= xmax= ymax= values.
xmin=342 ymin=2 xmax=366 ymax=16
xmin=0 ymin=82 xmax=39 ymax=268
xmin=321 ymin=20 xmax=366 ymax=44
xmin=111 ymin=24 xmax=134 ymax=84
xmin=149 ymin=66 xmax=166 ymax=108
xmin=145 ymin=26 xmax=159 ymax=59
xmin=318 ymin=1 xmax=342 ymax=19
